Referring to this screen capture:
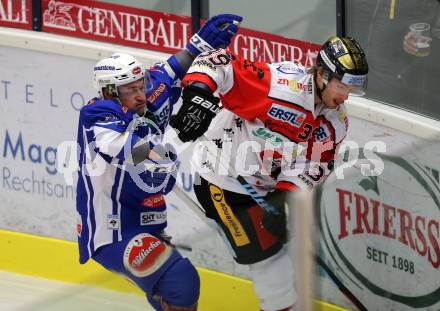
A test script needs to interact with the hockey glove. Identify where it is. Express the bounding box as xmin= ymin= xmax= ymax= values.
xmin=261 ymin=191 xmax=288 ymax=240
xmin=186 ymin=14 xmax=243 ymax=56
xmin=170 ymin=84 xmax=220 ymax=142
xmin=142 ymin=144 xmax=179 ymax=195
